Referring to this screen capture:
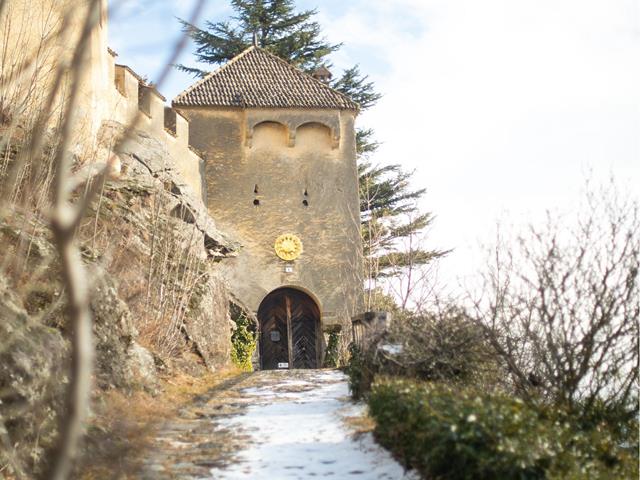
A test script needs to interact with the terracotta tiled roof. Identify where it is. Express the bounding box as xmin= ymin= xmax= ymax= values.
xmin=173 ymin=47 xmax=358 ymax=111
